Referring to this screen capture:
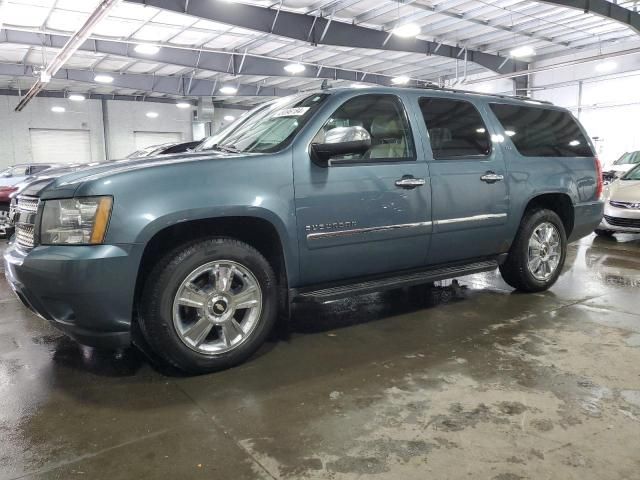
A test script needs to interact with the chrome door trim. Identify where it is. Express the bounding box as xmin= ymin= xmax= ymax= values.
xmin=307 ymin=221 xmax=432 ymax=240
xmin=435 ymin=213 xmax=507 ymax=225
